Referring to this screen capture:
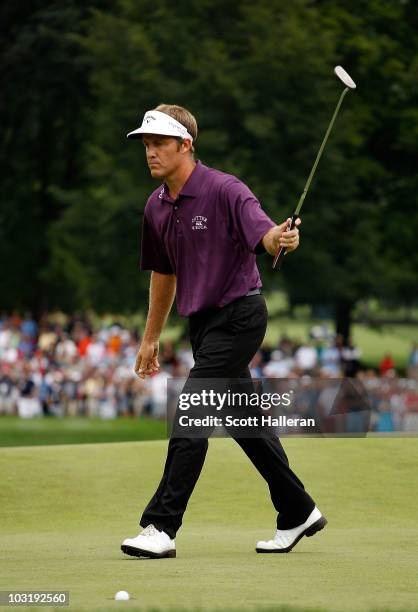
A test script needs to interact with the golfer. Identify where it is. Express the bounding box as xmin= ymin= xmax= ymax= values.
xmin=121 ymin=104 xmax=327 ymax=558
